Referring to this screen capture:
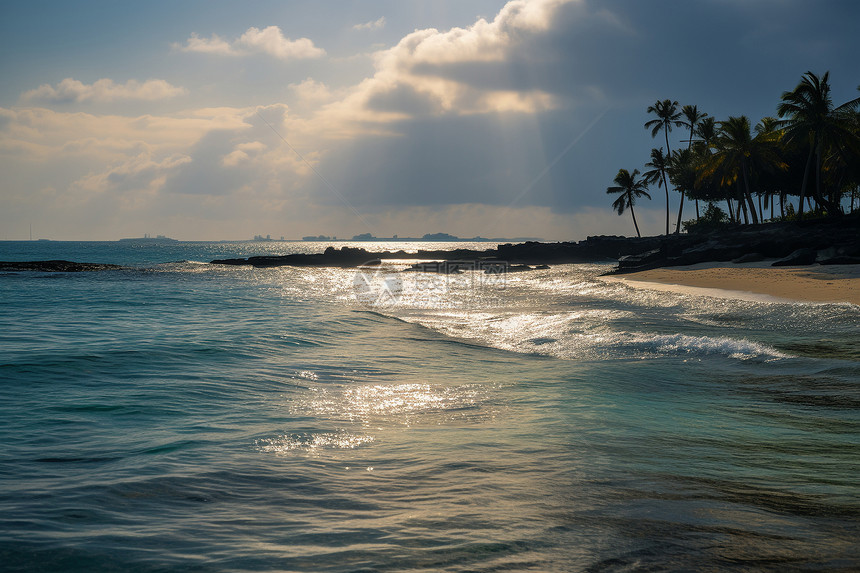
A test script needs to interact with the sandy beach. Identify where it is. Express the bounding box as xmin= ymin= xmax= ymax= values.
xmin=603 ymin=262 xmax=860 ymax=305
